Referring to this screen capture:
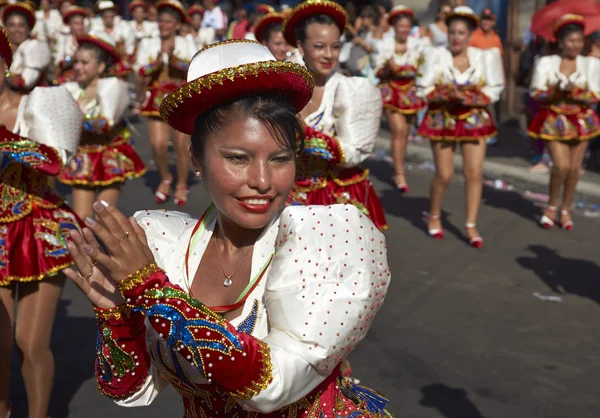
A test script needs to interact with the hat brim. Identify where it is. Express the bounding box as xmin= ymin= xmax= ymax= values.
xmin=160 ymin=60 xmax=314 ymax=135
xmin=388 ymin=9 xmax=414 ymax=26
xmin=63 ymin=8 xmax=87 ymax=25
xmin=553 ymin=17 xmax=585 ymax=39
xmin=77 ymin=35 xmax=121 ymax=63
xmin=128 ymin=1 xmax=146 ymax=14
xmin=188 ymin=6 xmax=205 ymax=17
xmin=445 ymin=11 xmax=479 ymax=29
xmin=255 ymin=13 xmax=285 ymax=43
xmin=156 ymin=1 xmax=189 ymax=23
xmin=2 ymin=3 xmax=36 ymax=29
xmin=282 ymin=2 xmax=347 ymax=46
